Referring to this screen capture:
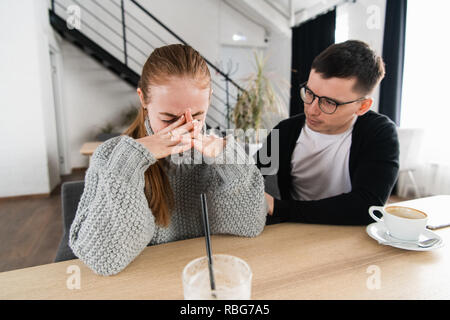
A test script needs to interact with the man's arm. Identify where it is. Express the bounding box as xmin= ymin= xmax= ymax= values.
xmin=269 ymin=117 xmax=399 ymax=226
